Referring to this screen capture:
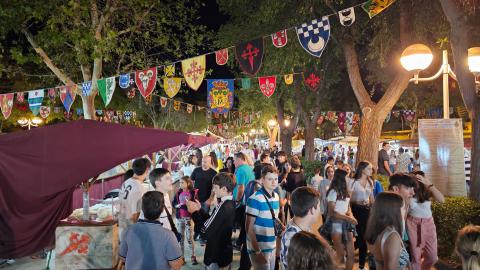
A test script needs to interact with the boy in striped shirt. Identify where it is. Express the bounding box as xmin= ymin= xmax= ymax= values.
xmin=246 ymin=164 xmax=280 ymax=270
